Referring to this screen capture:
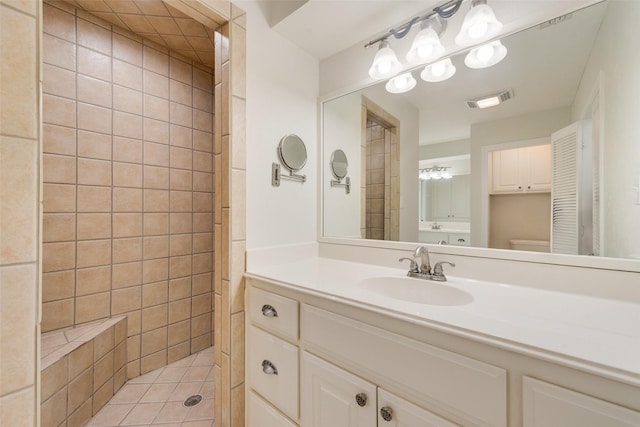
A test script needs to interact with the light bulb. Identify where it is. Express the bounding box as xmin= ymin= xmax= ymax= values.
xmin=431 ymin=62 xmax=445 ymax=77
xmin=385 ymin=72 xmax=416 ymax=94
xmin=368 ymin=40 xmax=401 ymax=79
xmin=377 ymin=61 xmax=391 ymax=75
xmin=477 ymin=44 xmax=494 ymax=61
xmin=417 ymin=44 xmax=434 ymax=60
